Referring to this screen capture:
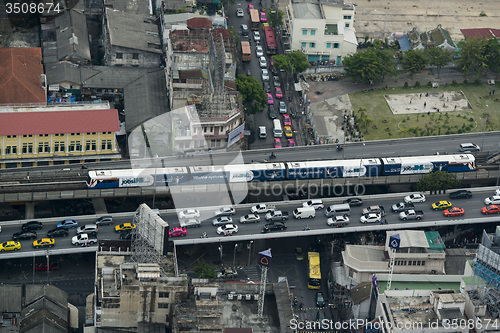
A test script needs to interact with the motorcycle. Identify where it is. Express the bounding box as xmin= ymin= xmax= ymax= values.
xmin=269 ymin=153 xmax=276 ymax=159
xmin=200 ymin=232 xmax=208 ymax=238
xmin=336 ymin=145 xmax=343 ymax=151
